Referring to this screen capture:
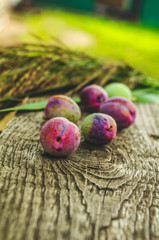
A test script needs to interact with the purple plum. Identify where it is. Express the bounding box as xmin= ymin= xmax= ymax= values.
xmin=44 ymin=95 xmax=81 ymax=123
xmin=40 ymin=117 xmax=80 ymax=156
xmin=81 ymin=113 xmax=117 ymax=145
xmin=100 ymin=97 xmax=136 ymax=129
xmin=80 ymin=85 xmax=108 ymax=112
